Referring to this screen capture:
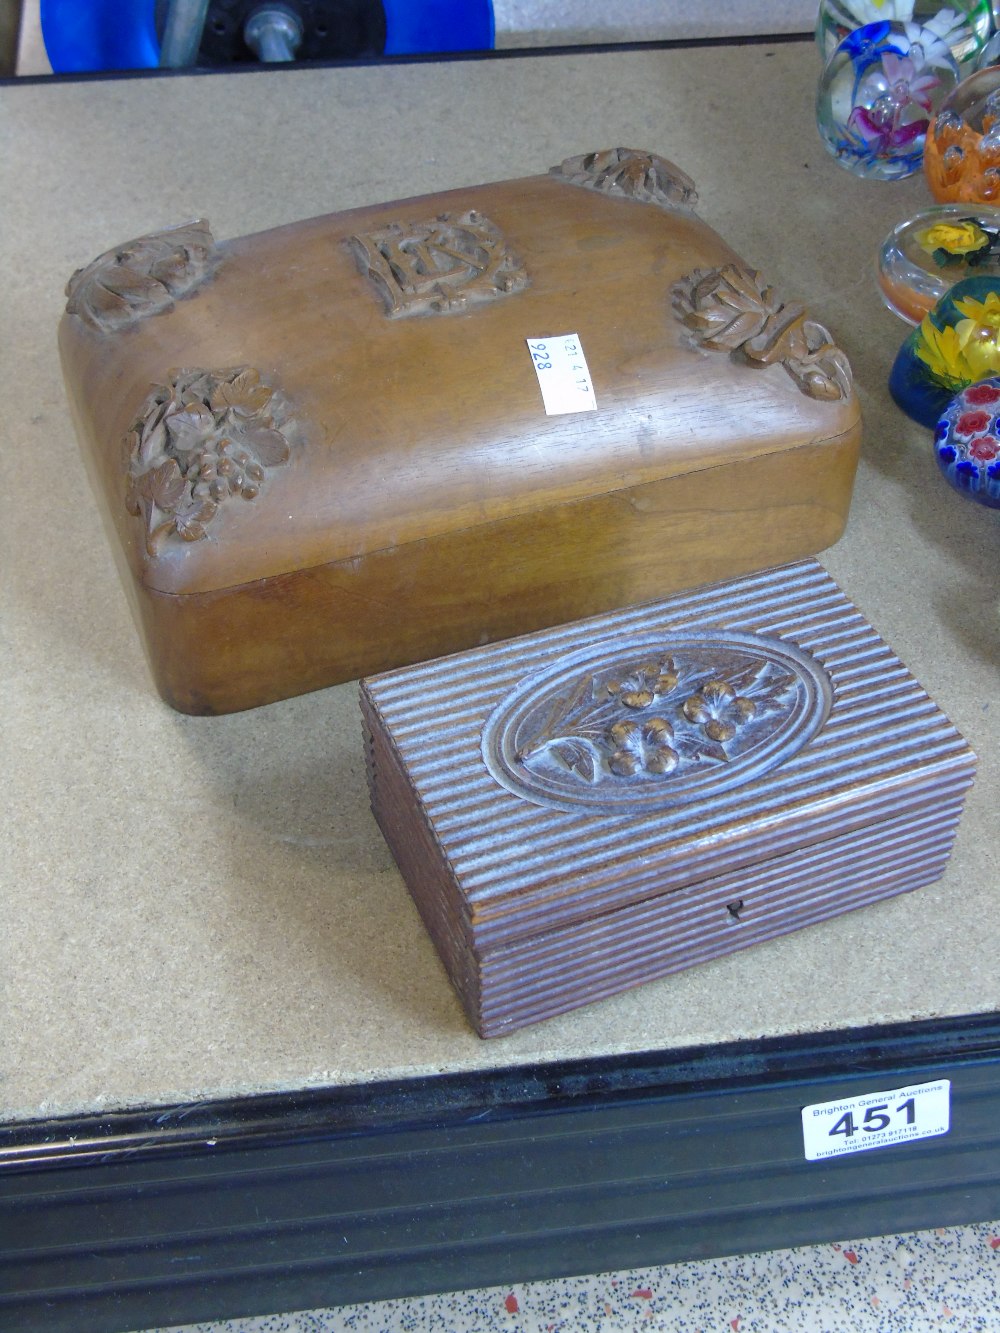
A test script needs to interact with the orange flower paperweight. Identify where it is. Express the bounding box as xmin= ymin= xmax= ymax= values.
xmin=924 ymin=67 xmax=1000 ymax=202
